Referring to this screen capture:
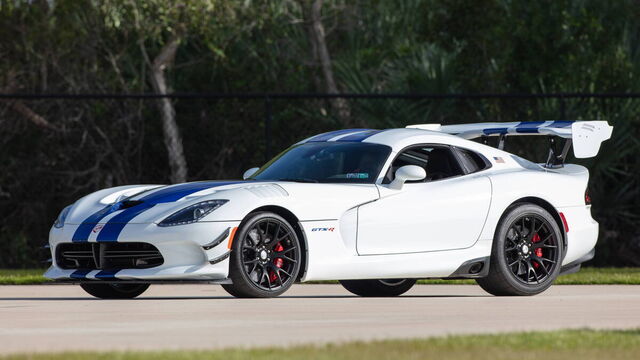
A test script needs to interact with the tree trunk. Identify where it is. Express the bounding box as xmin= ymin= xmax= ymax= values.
xmin=302 ymin=0 xmax=354 ymax=126
xmin=145 ymin=36 xmax=188 ymax=183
